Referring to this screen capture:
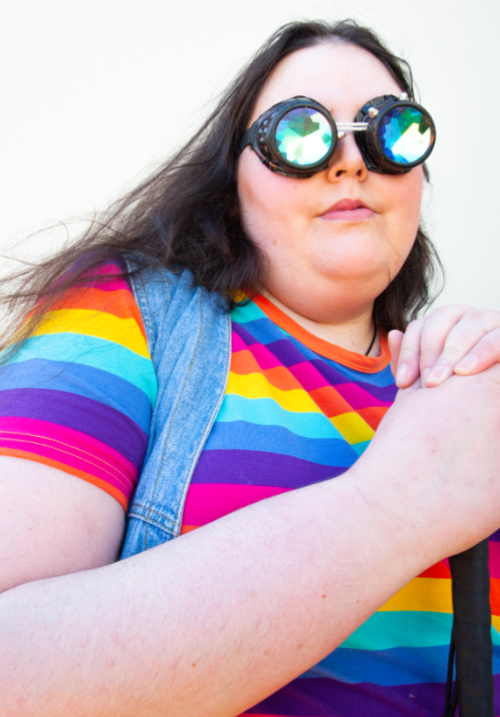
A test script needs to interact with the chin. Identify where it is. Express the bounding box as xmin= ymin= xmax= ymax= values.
xmin=315 ymin=255 xmax=393 ymax=283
